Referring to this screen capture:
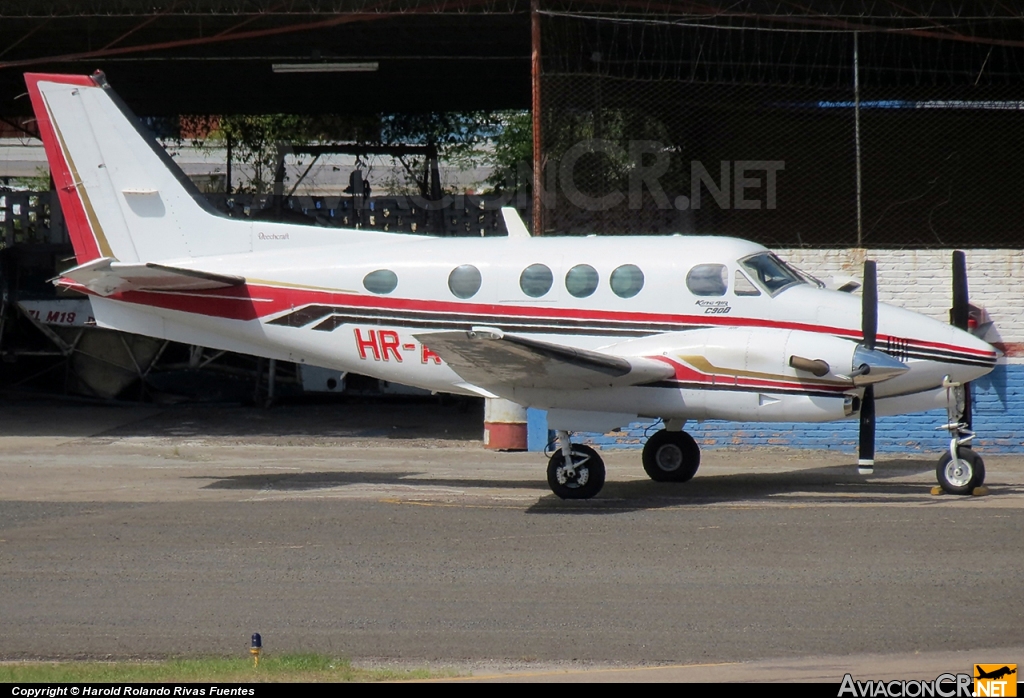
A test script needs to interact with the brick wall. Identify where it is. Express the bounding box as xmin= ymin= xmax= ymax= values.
xmin=580 ymin=248 xmax=1024 ymax=455
xmin=779 ymin=248 xmax=1024 ymax=360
